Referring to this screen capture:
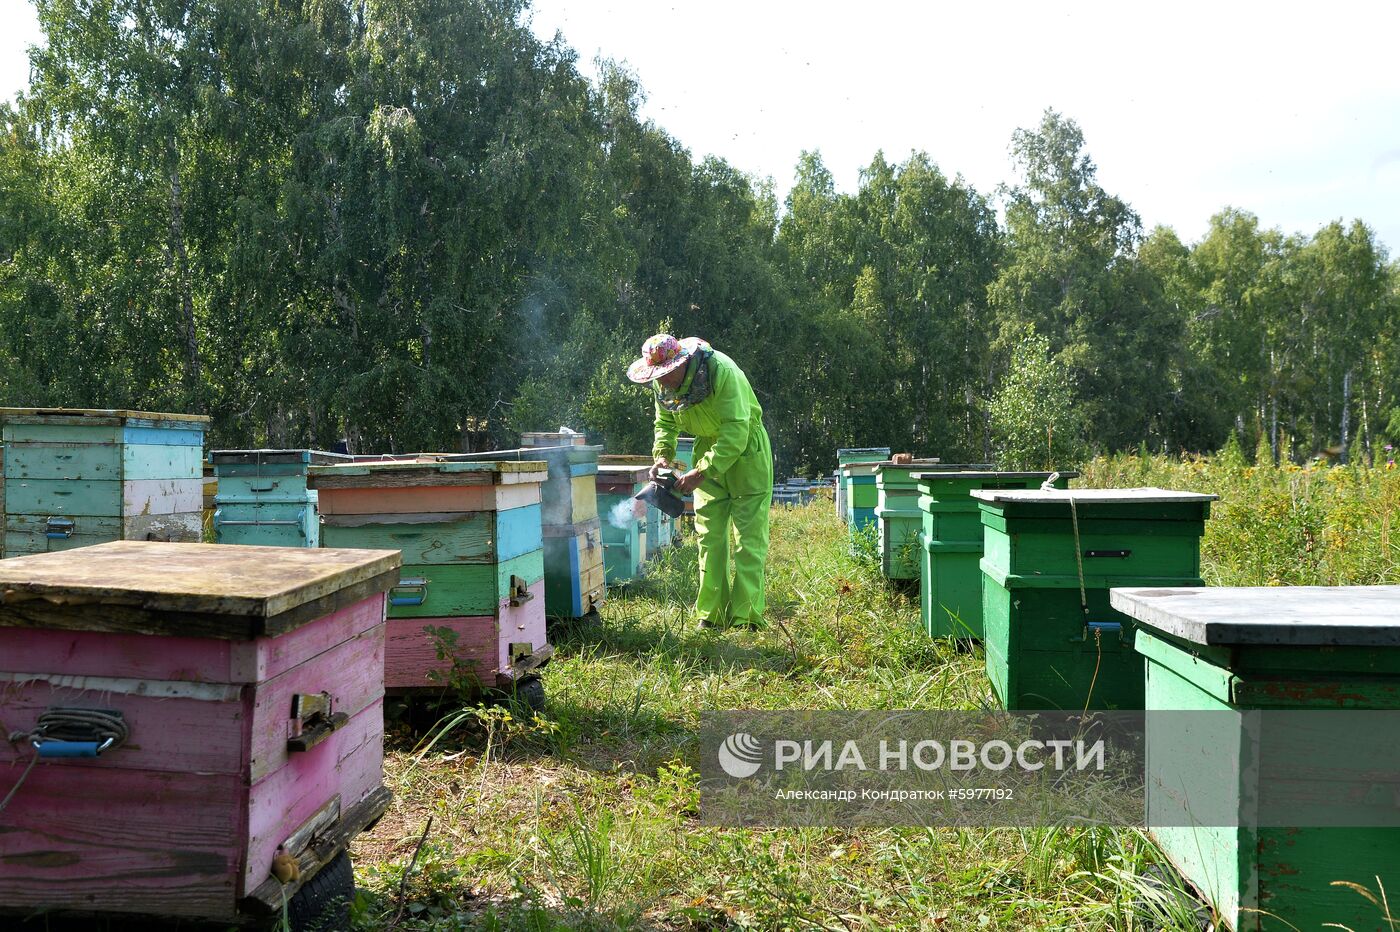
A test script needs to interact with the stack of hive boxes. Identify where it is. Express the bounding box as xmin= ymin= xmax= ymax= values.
xmin=308 ymin=460 xmax=552 ymax=697
xmin=836 ymin=447 xmax=890 ymax=531
xmin=447 ymin=439 xmax=606 ymax=621
xmin=210 ymin=449 xmax=352 ymax=547
xmin=0 ymin=408 xmax=206 ymax=558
